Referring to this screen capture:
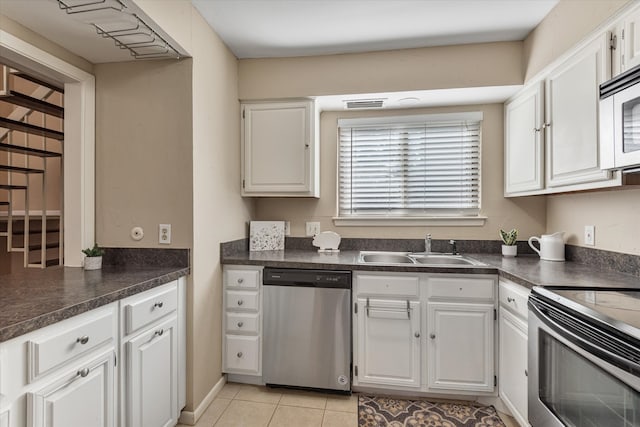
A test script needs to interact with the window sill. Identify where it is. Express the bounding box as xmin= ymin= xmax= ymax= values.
xmin=332 ymin=216 xmax=488 ymax=227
